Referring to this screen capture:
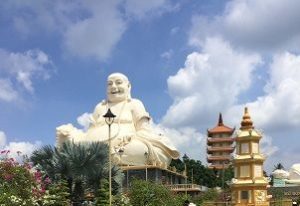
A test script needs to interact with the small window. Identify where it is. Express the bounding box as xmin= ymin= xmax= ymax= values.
xmin=240 ymin=165 xmax=250 ymax=177
xmin=252 ymin=142 xmax=259 ymax=153
xmin=241 ymin=143 xmax=249 ymax=153
xmin=241 ymin=191 xmax=249 ymax=200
